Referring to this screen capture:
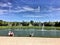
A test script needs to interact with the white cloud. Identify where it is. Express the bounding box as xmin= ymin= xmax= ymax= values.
xmin=22 ymin=6 xmax=34 ymax=11
xmin=52 ymin=8 xmax=60 ymax=11
xmin=13 ymin=6 xmax=40 ymax=12
xmin=49 ymin=7 xmax=60 ymax=12
xmin=0 ymin=9 xmax=8 ymax=14
xmin=34 ymin=6 xmax=40 ymax=12
xmin=43 ymin=7 xmax=60 ymax=13
xmin=23 ymin=15 xmax=43 ymax=18
xmin=23 ymin=6 xmax=40 ymax=12
xmin=7 ymin=2 xmax=12 ymax=5
xmin=14 ymin=6 xmax=21 ymax=9
xmin=0 ymin=2 xmax=12 ymax=7
xmin=9 ymin=9 xmax=26 ymax=12
xmin=0 ymin=6 xmax=40 ymax=14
